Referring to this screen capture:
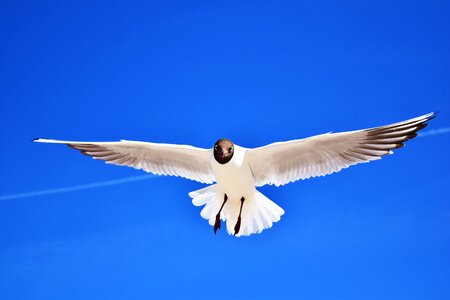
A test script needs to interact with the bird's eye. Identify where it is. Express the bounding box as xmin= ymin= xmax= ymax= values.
xmin=214 ymin=145 xmax=219 ymax=150
xmin=229 ymin=147 xmax=233 ymax=151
